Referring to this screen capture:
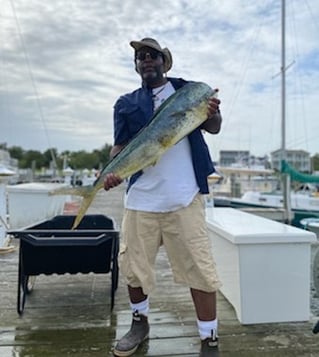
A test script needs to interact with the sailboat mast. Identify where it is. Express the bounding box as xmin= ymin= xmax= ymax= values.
xmin=281 ymin=0 xmax=286 ymax=155
xmin=281 ymin=0 xmax=292 ymax=223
